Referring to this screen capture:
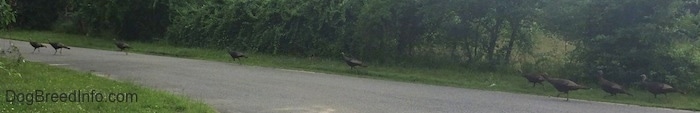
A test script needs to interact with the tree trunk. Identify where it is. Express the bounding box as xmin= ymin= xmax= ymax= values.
xmin=504 ymin=39 xmax=516 ymax=64
xmin=466 ymin=45 xmax=475 ymax=64
xmin=486 ymin=18 xmax=504 ymax=68
xmin=396 ymin=5 xmax=421 ymax=58
xmin=396 ymin=34 xmax=412 ymax=57
xmin=504 ymin=20 xmax=521 ymax=64
xmin=451 ymin=42 xmax=458 ymax=61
